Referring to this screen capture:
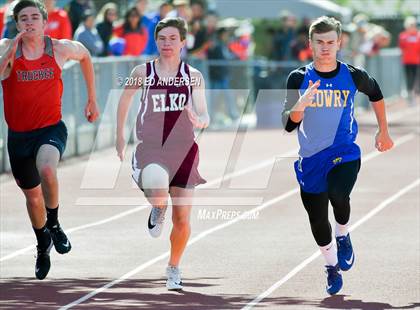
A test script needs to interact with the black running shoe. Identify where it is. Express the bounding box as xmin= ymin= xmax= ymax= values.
xmin=35 ymin=239 xmax=53 ymax=280
xmin=49 ymin=222 xmax=72 ymax=254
